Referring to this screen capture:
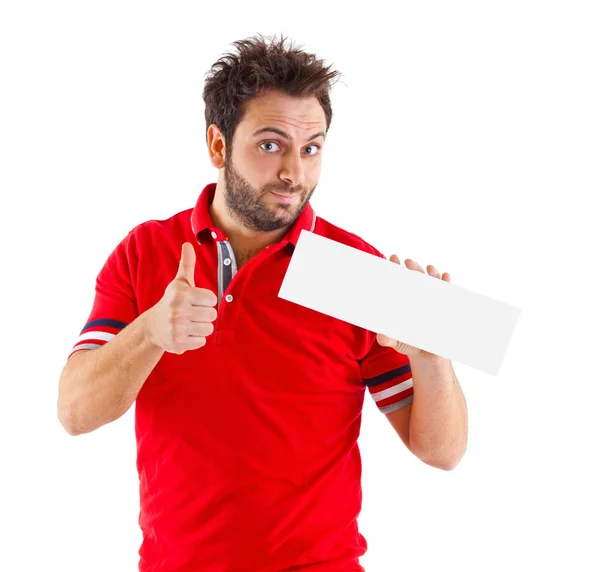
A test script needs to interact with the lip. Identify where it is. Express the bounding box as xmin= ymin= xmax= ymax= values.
xmin=270 ymin=191 xmax=298 ymax=203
